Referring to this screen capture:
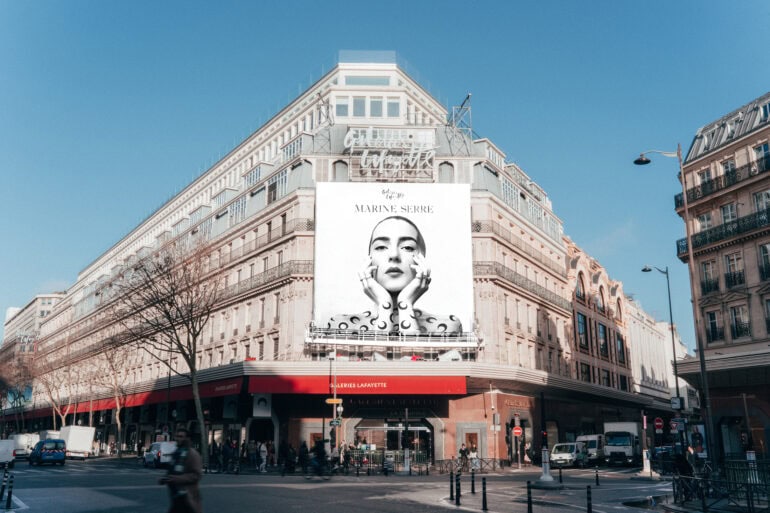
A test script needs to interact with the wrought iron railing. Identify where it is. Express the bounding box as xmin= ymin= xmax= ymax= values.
xmin=701 ymin=278 xmax=720 ymax=295
xmin=474 ymin=261 xmax=571 ymax=311
xmin=706 ymin=327 xmax=725 ymax=344
xmin=677 ymin=208 xmax=770 ymax=256
xmin=731 ymin=321 xmax=751 ymax=339
xmin=674 ymin=155 xmax=770 ymax=208
xmin=471 ymin=221 xmax=567 ymax=277
xmin=725 ymin=270 xmax=746 ymax=288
